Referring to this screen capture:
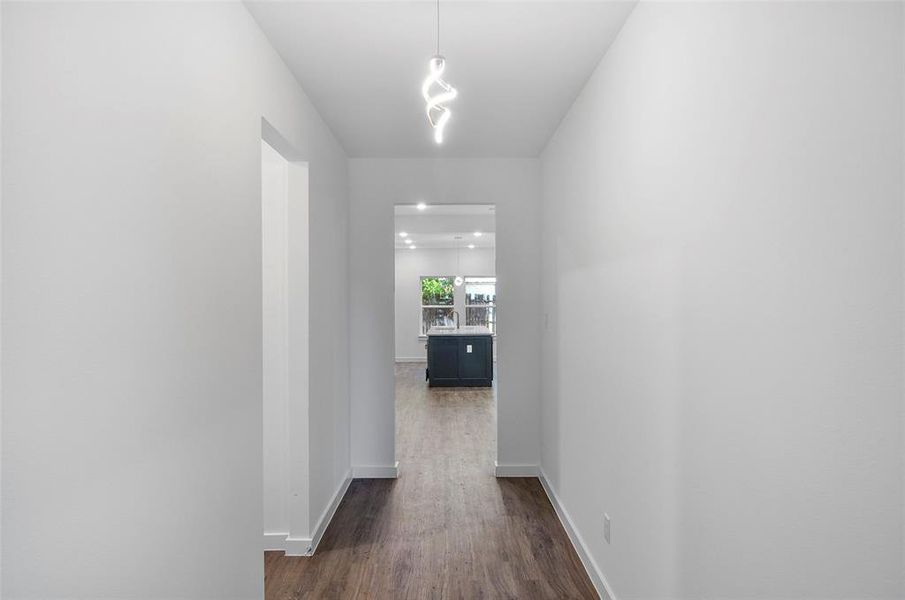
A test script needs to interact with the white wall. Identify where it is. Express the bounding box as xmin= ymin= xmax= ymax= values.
xmin=0 ymin=0 xmax=4 ymax=589
xmin=351 ymin=159 xmax=541 ymax=472
xmin=284 ymin=151 xmax=313 ymax=551
xmin=262 ymin=141 xmax=291 ymax=538
xmin=540 ymin=2 xmax=904 ymax=599
xmin=1 ymin=3 xmax=349 ymax=598
xmin=394 ymin=247 xmax=494 ymax=361
xmin=261 ymin=142 xmax=311 ymax=549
